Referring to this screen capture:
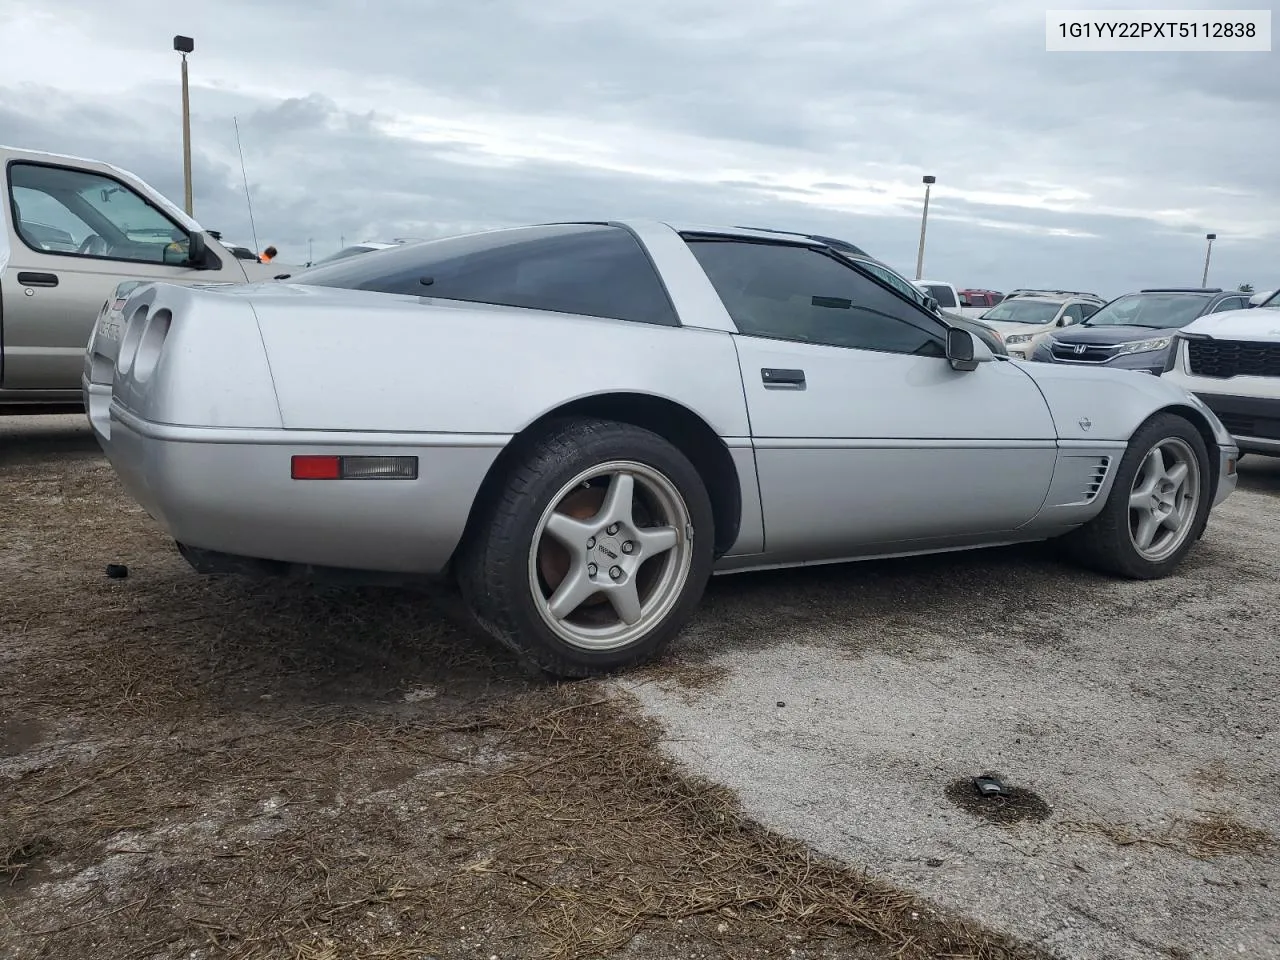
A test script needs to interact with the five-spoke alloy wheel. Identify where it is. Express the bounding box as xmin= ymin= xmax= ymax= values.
xmin=1062 ymin=412 xmax=1213 ymax=579
xmin=457 ymin=418 xmax=716 ymax=678
xmin=528 ymin=461 xmax=694 ymax=652
xmin=1127 ymin=437 xmax=1201 ymax=563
